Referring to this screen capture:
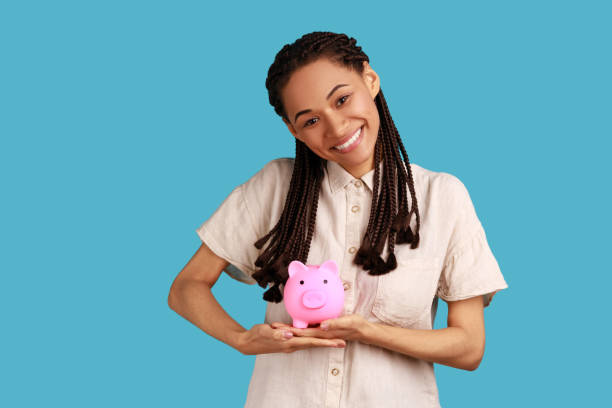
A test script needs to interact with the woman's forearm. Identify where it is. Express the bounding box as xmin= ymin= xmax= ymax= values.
xmin=360 ymin=323 xmax=483 ymax=371
xmin=168 ymin=280 xmax=246 ymax=350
